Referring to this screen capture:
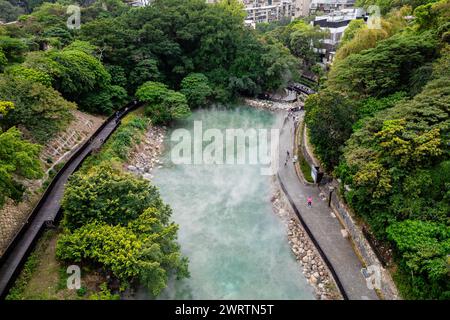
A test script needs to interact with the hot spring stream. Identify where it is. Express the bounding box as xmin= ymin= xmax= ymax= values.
xmin=149 ymin=105 xmax=314 ymax=299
